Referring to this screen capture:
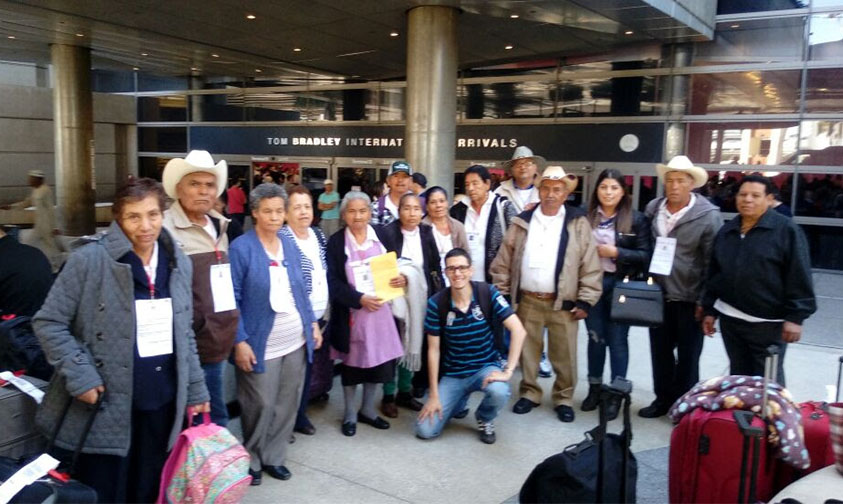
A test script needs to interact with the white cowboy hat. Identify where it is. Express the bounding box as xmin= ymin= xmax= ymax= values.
xmin=540 ymin=165 xmax=578 ymax=192
xmin=656 ymin=155 xmax=708 ymax=189
xmin=162 ymin=150 xmax=227 ymax=199
xmin=503 ymin=146 xmax=546 ymax=173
